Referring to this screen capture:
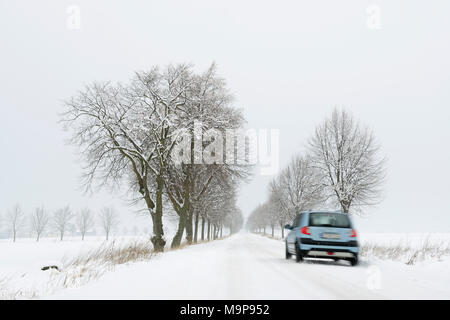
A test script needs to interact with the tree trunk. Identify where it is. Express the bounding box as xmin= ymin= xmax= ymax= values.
xmin=171 ymin=207 xmax=186 ymax=248
xmin=185 ymin=206 xmax=193 ymax=244
xmin=341 ymin=202 xmax=350 ymax=214
xmin=220 ymin=224 xmax=223 ymax=238
xmin=151 ymin=174 xmax=166 ymax=252
xmin=169 ymin=172 xmax=192 ymax=248
xmin=193 ymin=210 xmax=199 ymax=243
xmin=207 ymin=219 xmax=211 ymax=241
xmin=271 ymin=224 xmax=274 ymax=237
xmin=201 ymin=216 xmax=205 ymax=241
xmin=184 ymin=144 xmax=195 ymax=245
xmin=280 ymin=223 xmax=285 ymax=238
